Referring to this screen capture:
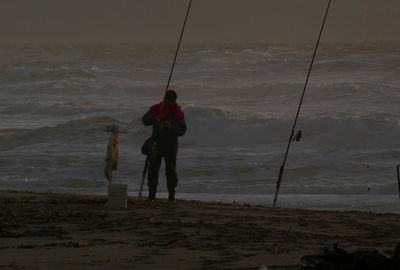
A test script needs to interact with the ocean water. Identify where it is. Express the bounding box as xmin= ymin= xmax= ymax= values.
xmin=0 ymin=43 xmax=399 ymax=213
